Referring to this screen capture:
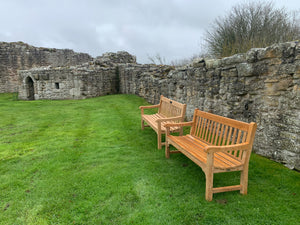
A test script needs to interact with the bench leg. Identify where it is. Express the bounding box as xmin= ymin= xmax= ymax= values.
xmin=157 ymin=131 xmax=162 ymax=149
xmin=141 ymin=118 xmax=145 ymax=130
xmin=205 ymin=171 xmax=214 ymax=201
xmin=240 ymin=168 xmax=248 ymax=195
xmin=179 ymin=127 xmax=183 ymax=136
xmin=165 ymin=139 xmax=170 ymax=158
xmin=205 ymin=154 xmax=214 ymax=201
